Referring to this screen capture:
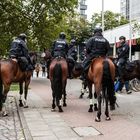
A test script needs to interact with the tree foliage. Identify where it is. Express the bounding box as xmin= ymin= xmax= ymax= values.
xmin=91 ymin=11 xmax=129 ymax=31
xmin=0 ymin=2 xmax=130 ymax=56
xmin=0 ymin=0 xmax=78 ymax=55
